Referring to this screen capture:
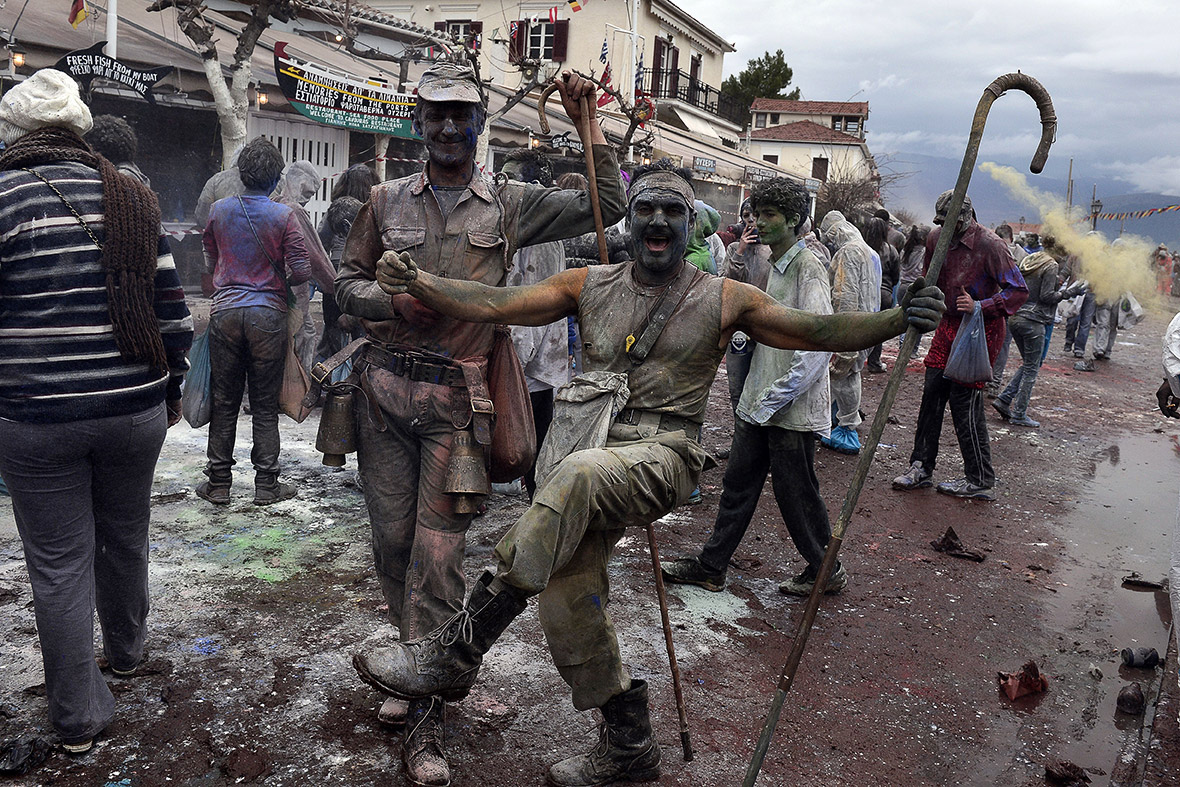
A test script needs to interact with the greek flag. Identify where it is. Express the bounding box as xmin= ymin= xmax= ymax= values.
xmin=635 ymin=49 xmax=644 ymax=96
xmin=600 ymin=36 xmax=608 ymax=64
